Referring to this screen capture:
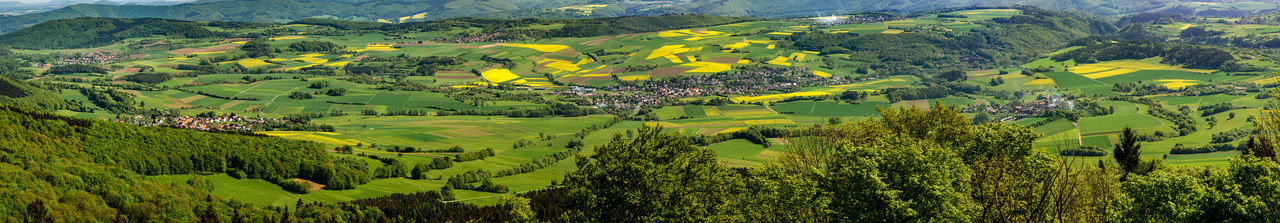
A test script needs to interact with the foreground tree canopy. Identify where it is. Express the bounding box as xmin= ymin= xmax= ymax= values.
xmin=556 ymin=100 xmax=1280 ymax=222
